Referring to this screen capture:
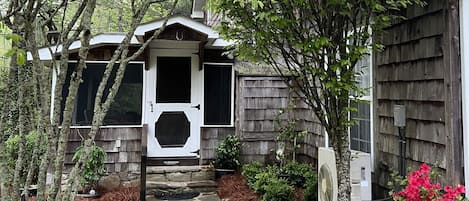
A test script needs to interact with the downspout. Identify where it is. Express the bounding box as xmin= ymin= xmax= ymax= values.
xmin=459 ymin=0 xmax=469 ymax=194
